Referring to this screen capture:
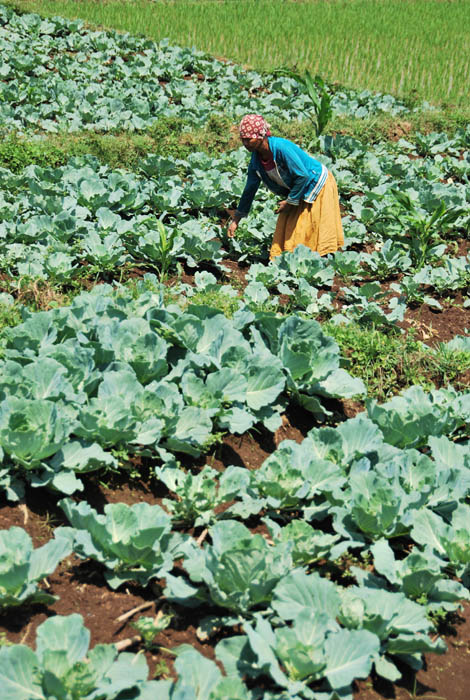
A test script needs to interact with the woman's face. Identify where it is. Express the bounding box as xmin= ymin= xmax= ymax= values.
xmin=241 ymin=136 xmax=263 ymax=152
